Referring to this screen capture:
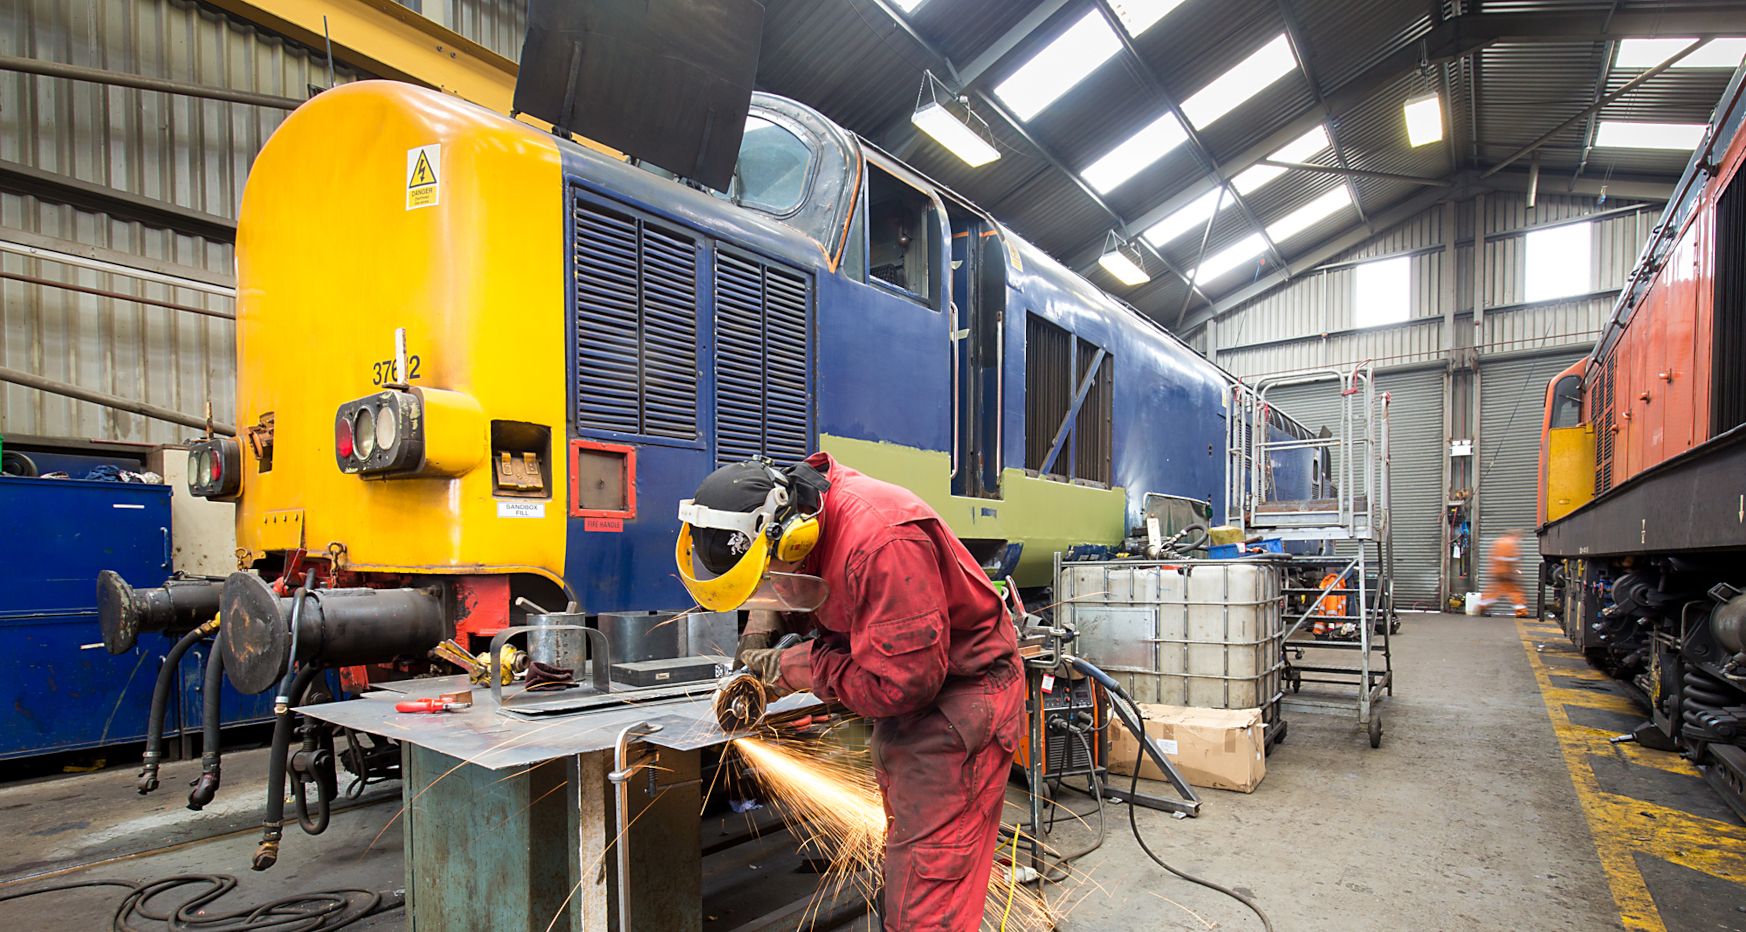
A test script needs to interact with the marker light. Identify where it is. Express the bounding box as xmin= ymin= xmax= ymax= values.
xmin=354 ymin=407 xmax=377 ymax=458
xmin=376 ymin=404 xmax=399 ymax=452
xmin=186 ymin=438 xmax=242 ymax=499
xmin=333 ymin=389 xmax=428 ymax=476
